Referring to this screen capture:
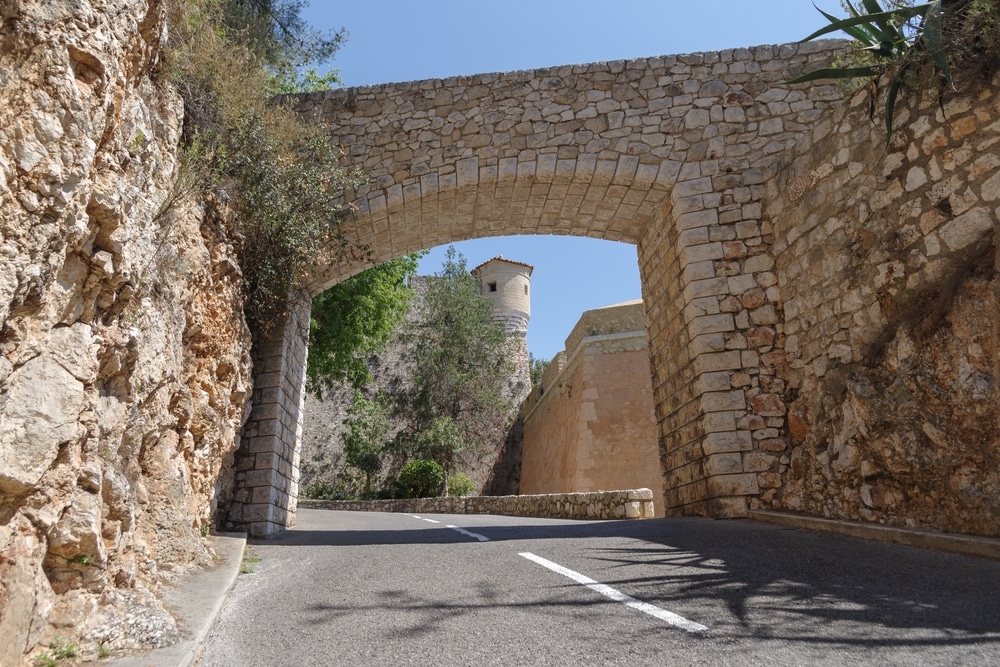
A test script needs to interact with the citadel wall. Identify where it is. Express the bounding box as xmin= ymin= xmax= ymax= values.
xmin=520 ymin=301 xmax=664 ymax=514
